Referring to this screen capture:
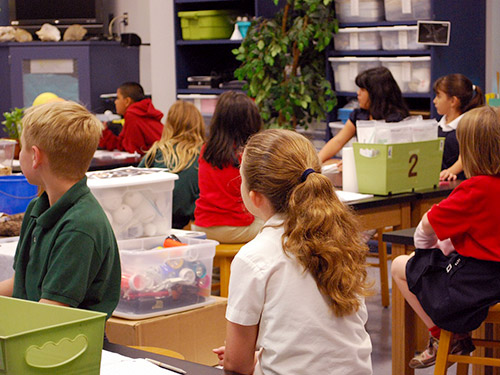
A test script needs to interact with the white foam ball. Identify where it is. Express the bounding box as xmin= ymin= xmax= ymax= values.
xmin=143 ymin=223 xmax=157 ymax=237
xmin=155 ymin=220 xmax=169 ymax=236
xmin=124 ymin=191 xmax=144 ymax=208
xmin=99 ymin=190 xmax=122 ymax=211
xmin=135 ymin=204 xmax=157 ymax=223
xmin=113 ymin=204 xmax=133 ymax=225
